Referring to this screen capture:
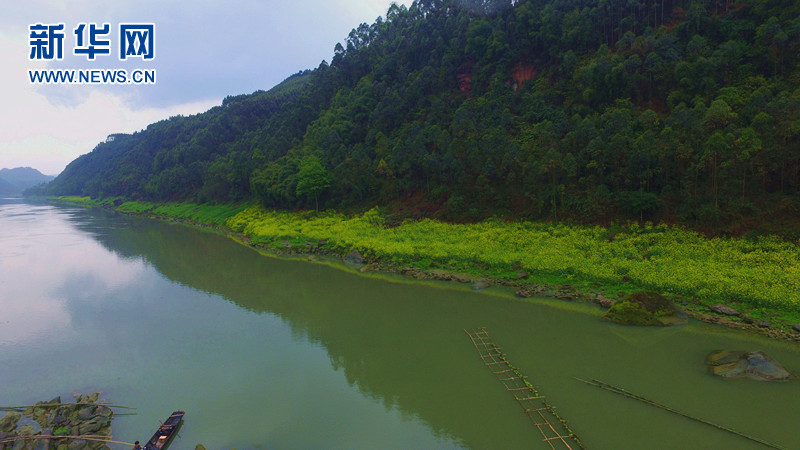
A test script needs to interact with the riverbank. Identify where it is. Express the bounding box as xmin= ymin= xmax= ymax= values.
xmin=50 ymin=196 xmax=800 ymax=342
